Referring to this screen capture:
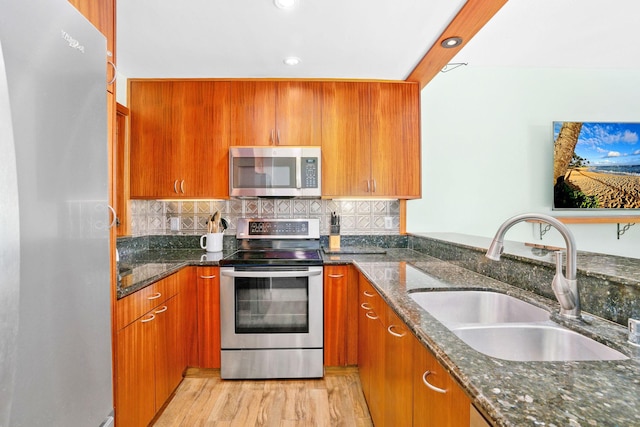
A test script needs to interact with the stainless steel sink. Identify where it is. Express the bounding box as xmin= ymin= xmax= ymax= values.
xmin=409 ymin=290 xmax=628 ymax=362
xmin=452 ymin=324 xmax=628 ymax=361
xmin=409 ymin=291 xmax=549 ymax=325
